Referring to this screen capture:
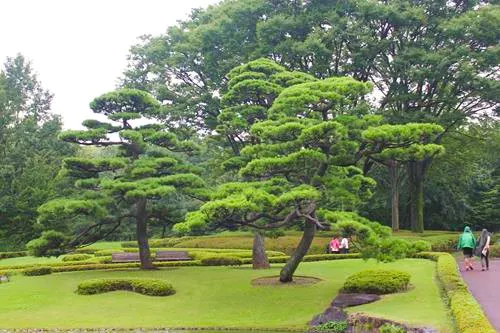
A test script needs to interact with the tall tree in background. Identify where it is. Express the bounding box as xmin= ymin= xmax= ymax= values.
xmin=0 ymin=54 xmax=75 ymax=250
xmin=35 ymin=89 xmax=205 ymax=268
